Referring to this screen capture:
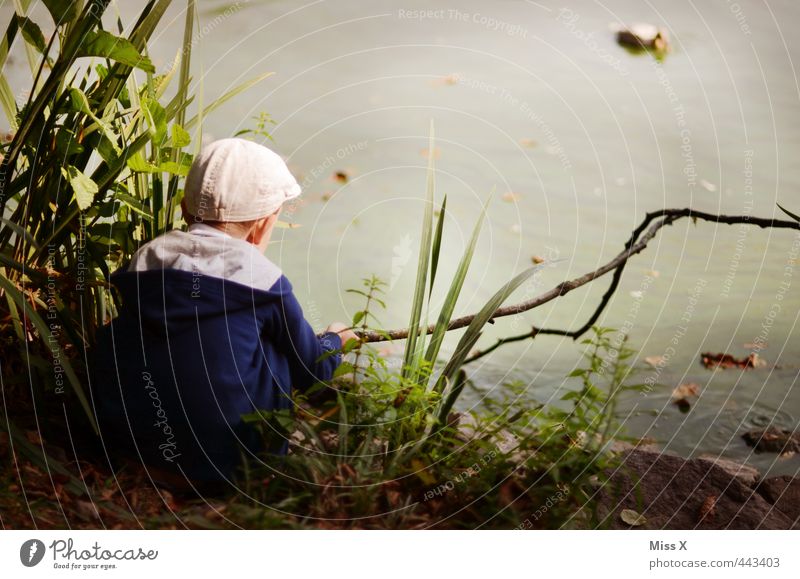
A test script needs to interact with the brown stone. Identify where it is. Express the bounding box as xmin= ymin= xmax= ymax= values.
xmin=757 ymin=476 xmax=800 ymax=526
xmin=696 ymin=454 xmax=760 ymax=487
xmin=742 ymin=427 xmax=800 ymax=455
xmin=596 ymin=449 xmax=794 ymax=529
